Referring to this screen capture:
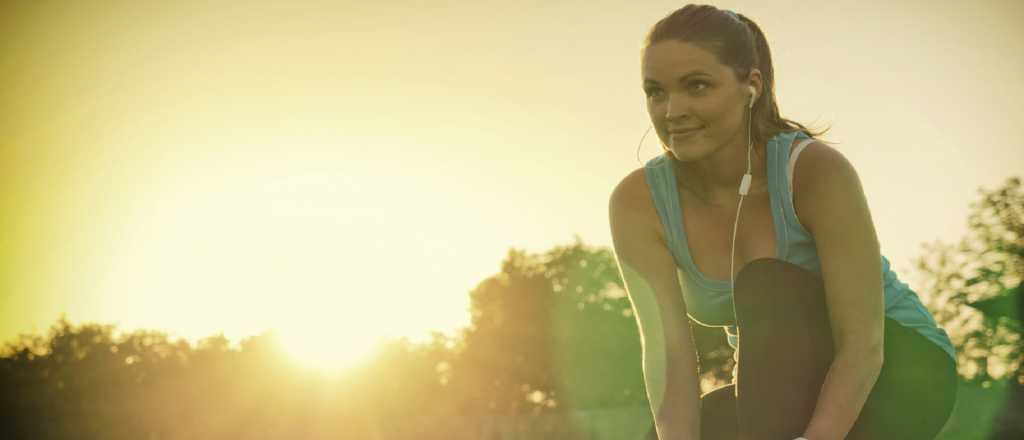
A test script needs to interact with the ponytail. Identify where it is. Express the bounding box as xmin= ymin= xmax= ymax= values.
xmin=736 ymin=12 xmax=829 ymax=153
